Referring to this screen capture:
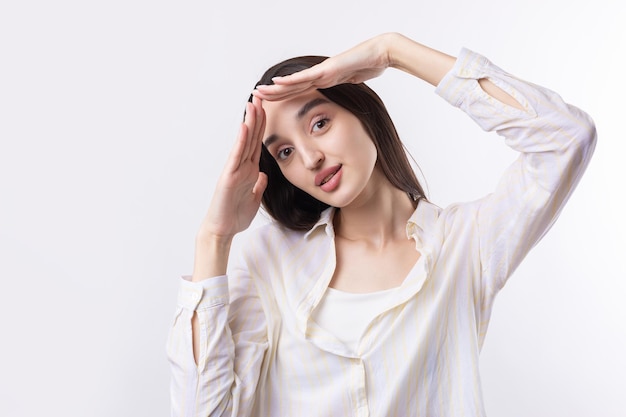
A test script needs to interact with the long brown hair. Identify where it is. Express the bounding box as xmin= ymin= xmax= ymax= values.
xmin=250 ymin=56 xmax=426 ymax=231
